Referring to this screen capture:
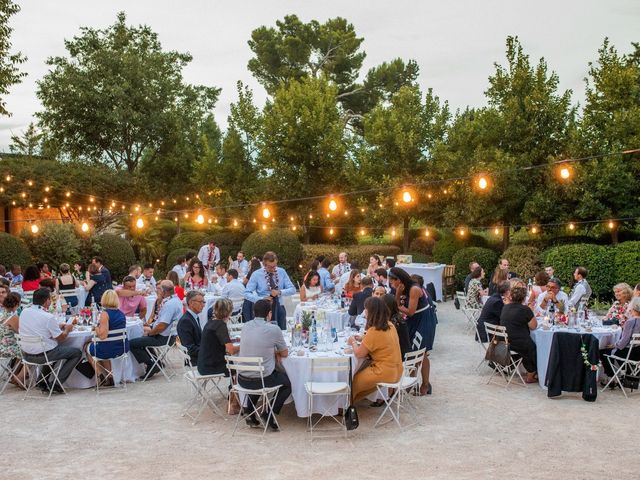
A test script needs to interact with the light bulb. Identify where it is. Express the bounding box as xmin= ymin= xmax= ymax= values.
xmin=81 ymin=222 xmax=89 ymax=232
xmin=568 ymin=223 xmax=575 ymax=231
xmin=262 ymin=207 xmax=271 ymax=219
xmin=560 ymin=167 xmax=570 ymax=179
xmin=196 ymin=214 xmax=205 ymax=224
xmin=402 ymin=191 xmax=412 ymax=203
xmin=478 ymin=177 xmax=488 ymax=190
xmin=136 ymin=218 xmax=144 ymax=229
xmin=328 ymin=199 xmax=337 ymax=211
xmin=30 ymin=224 xmax=39 ymax=234
xmin=233 ymin=219 xmax=238 ymax=227
xmin=329 ymin=228 xmax=334 ymax=236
